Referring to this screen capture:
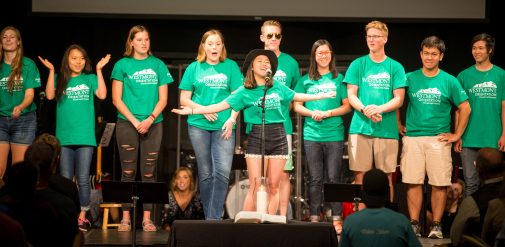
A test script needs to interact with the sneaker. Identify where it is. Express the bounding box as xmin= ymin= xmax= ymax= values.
xmin=428 ymin=223 xmax=443 ymax=239
xmin=78 ymin=218 xmax=91 ymax=232
xmin=410 ymin=220 xmax=421 ymax=237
